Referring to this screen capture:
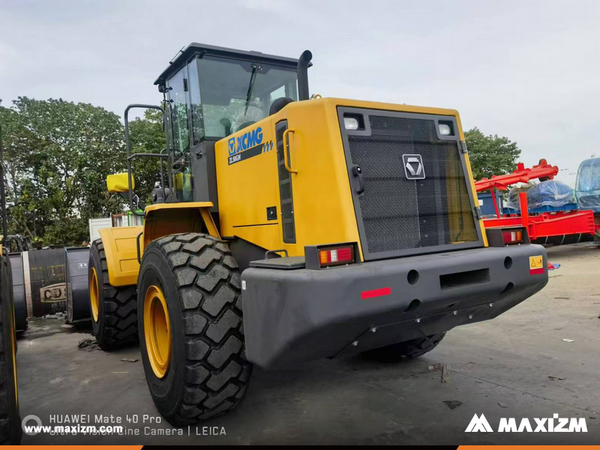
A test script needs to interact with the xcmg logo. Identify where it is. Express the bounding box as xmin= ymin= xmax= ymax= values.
xmin=228 ymin=127 xmax=263 ymax=156
xmin=465 ymin=413 xmax=588 ymax=433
